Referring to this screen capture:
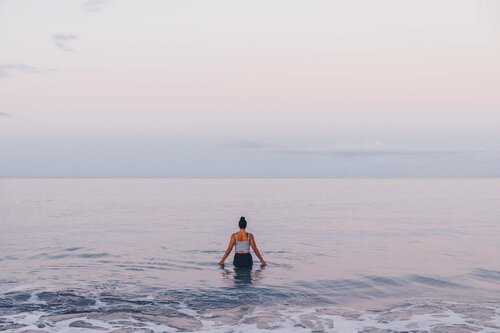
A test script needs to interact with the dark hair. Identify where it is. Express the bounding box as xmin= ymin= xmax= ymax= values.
xmin=238 ymin=216 xmax=247 ymax=229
